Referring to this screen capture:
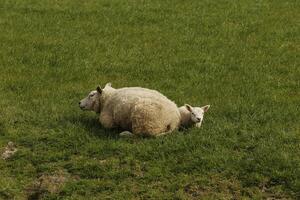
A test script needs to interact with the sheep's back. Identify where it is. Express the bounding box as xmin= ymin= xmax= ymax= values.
xmin=104 ymin=87 xmax=179 ymax=132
